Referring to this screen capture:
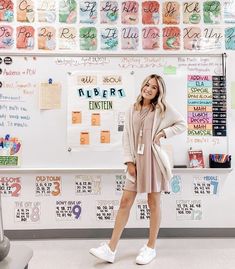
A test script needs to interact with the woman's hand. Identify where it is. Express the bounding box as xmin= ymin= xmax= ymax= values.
xmin=154 ymin=131 xmax=166 ymax=145
xmin=127 ymin=162 xmax=136 ymax=177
